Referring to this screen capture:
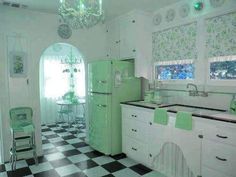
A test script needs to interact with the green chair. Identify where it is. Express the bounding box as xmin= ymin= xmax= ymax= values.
xmin=56 ymin=92 xmax=77 ymax=129
xmin=74 ymin=100 xmax=86 ymax=134
xmin=57 ymin=104 xmax=74 ymax=128
xmin=9 ymin=107 xmax=38 ymax=170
